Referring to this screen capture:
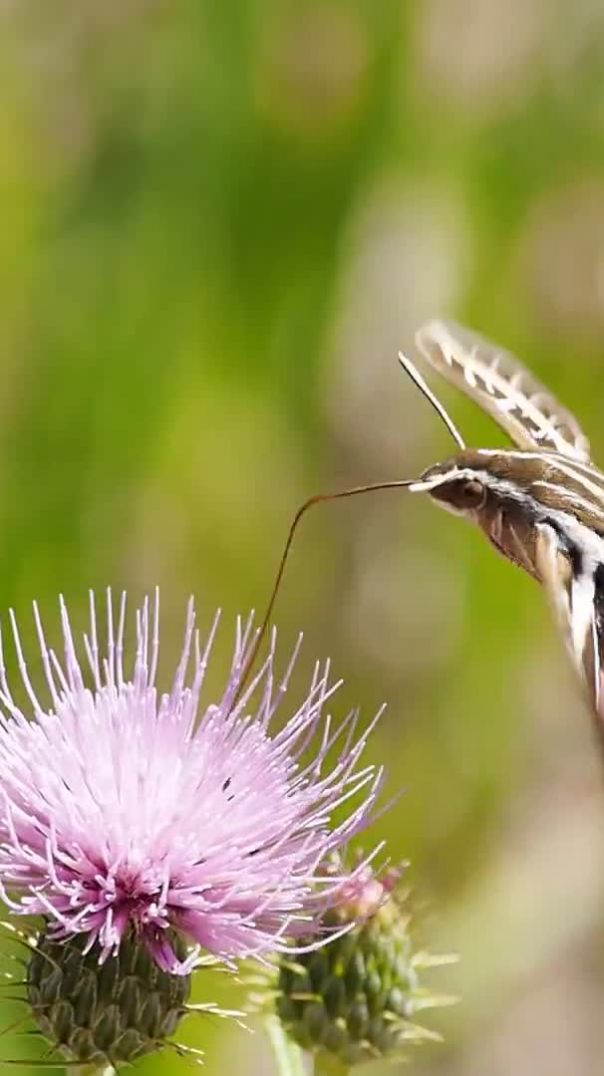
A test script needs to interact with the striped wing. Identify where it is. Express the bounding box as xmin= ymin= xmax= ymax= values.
xmin=415 ymin=320 xmax=591 ymax=463
xmin=536 ymin=522 xmax=604 ymax=728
